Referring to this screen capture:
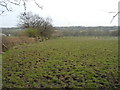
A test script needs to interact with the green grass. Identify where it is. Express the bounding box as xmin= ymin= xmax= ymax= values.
xmin=2 ymin=37 xmax=119 ymax=88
